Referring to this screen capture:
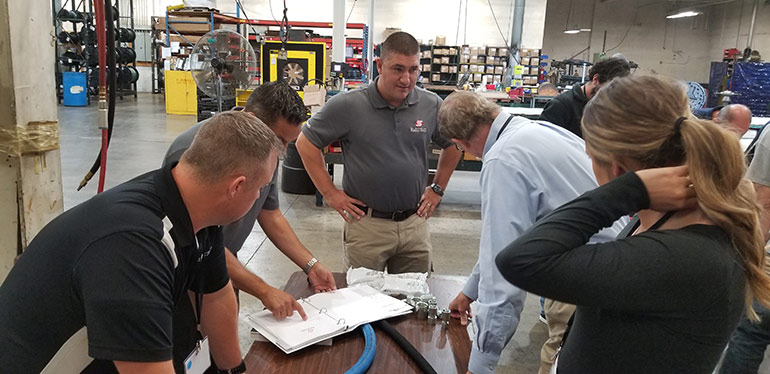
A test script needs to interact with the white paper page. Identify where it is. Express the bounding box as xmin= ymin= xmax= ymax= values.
xmin=305 ymin=286 xmax=412 ymax=327
xmin=247 ymin=310 xmax=343 ymax=350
